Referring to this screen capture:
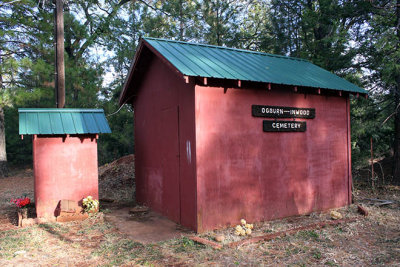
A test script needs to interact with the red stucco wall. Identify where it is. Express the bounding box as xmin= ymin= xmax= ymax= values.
xmin=133 ymin=54 xmax=197 ymax=230
xmin=195 ymin=85 xmax=351 ymax=232
xmin=33 ymin=135 xmax=99 ymax=218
